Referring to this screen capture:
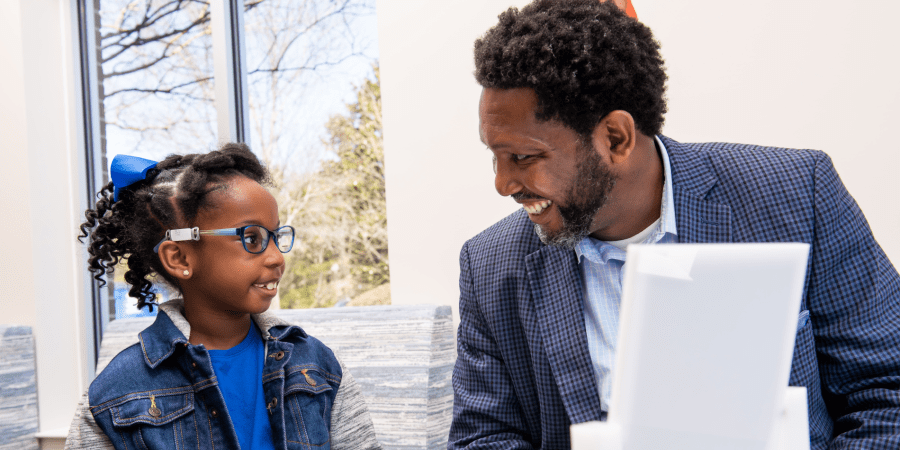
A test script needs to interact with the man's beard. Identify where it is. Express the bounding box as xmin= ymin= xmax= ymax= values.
xmin=534 ymin=140 xmax=617 ymax=249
